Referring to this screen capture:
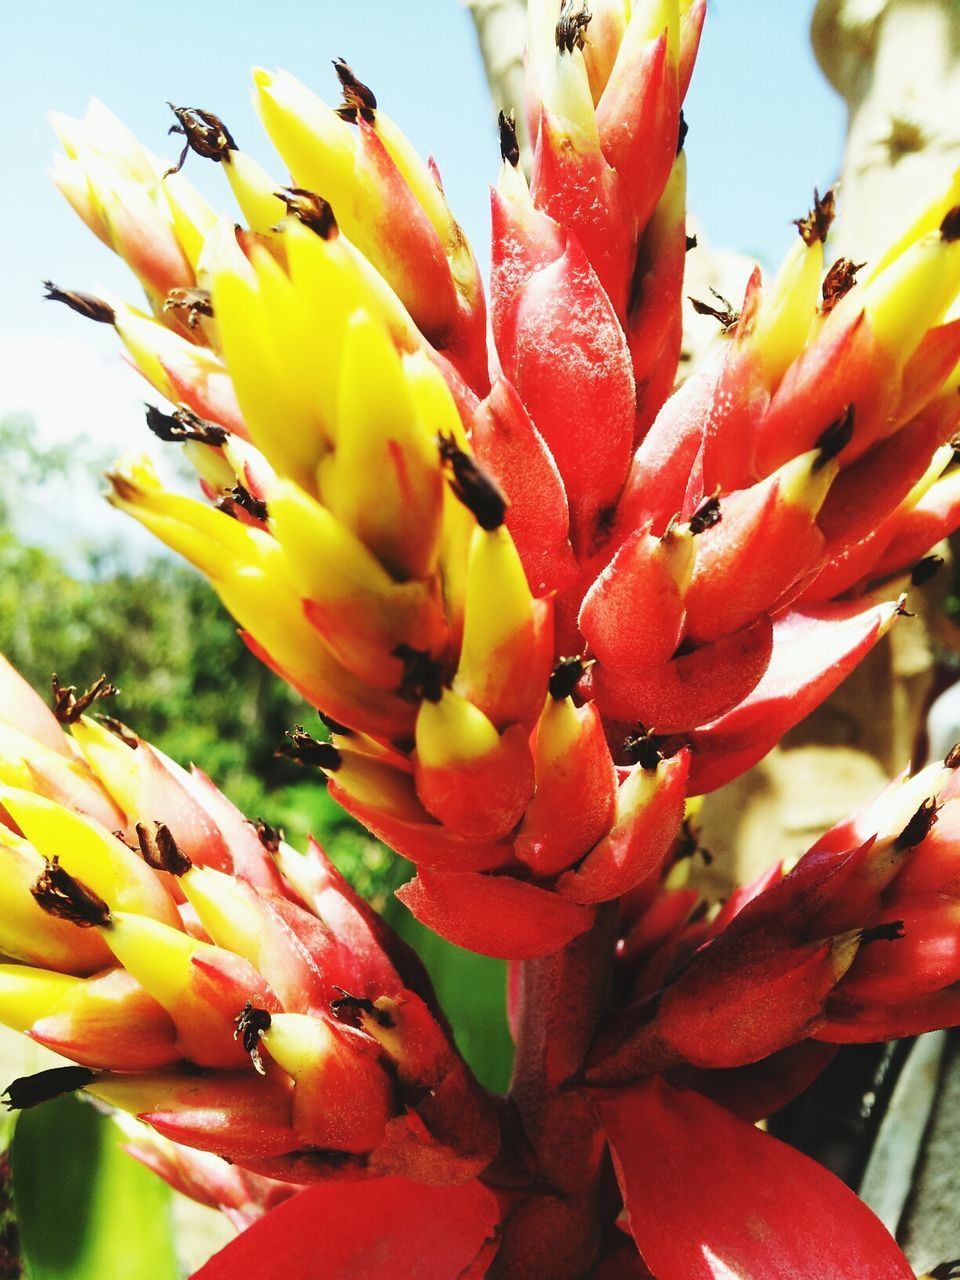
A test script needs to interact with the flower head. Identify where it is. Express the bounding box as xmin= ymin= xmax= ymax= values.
xmin=45 ymin=6 xmax=960 ymax=970
xmin=0 ymin=656 xmax=497 ymax=1186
